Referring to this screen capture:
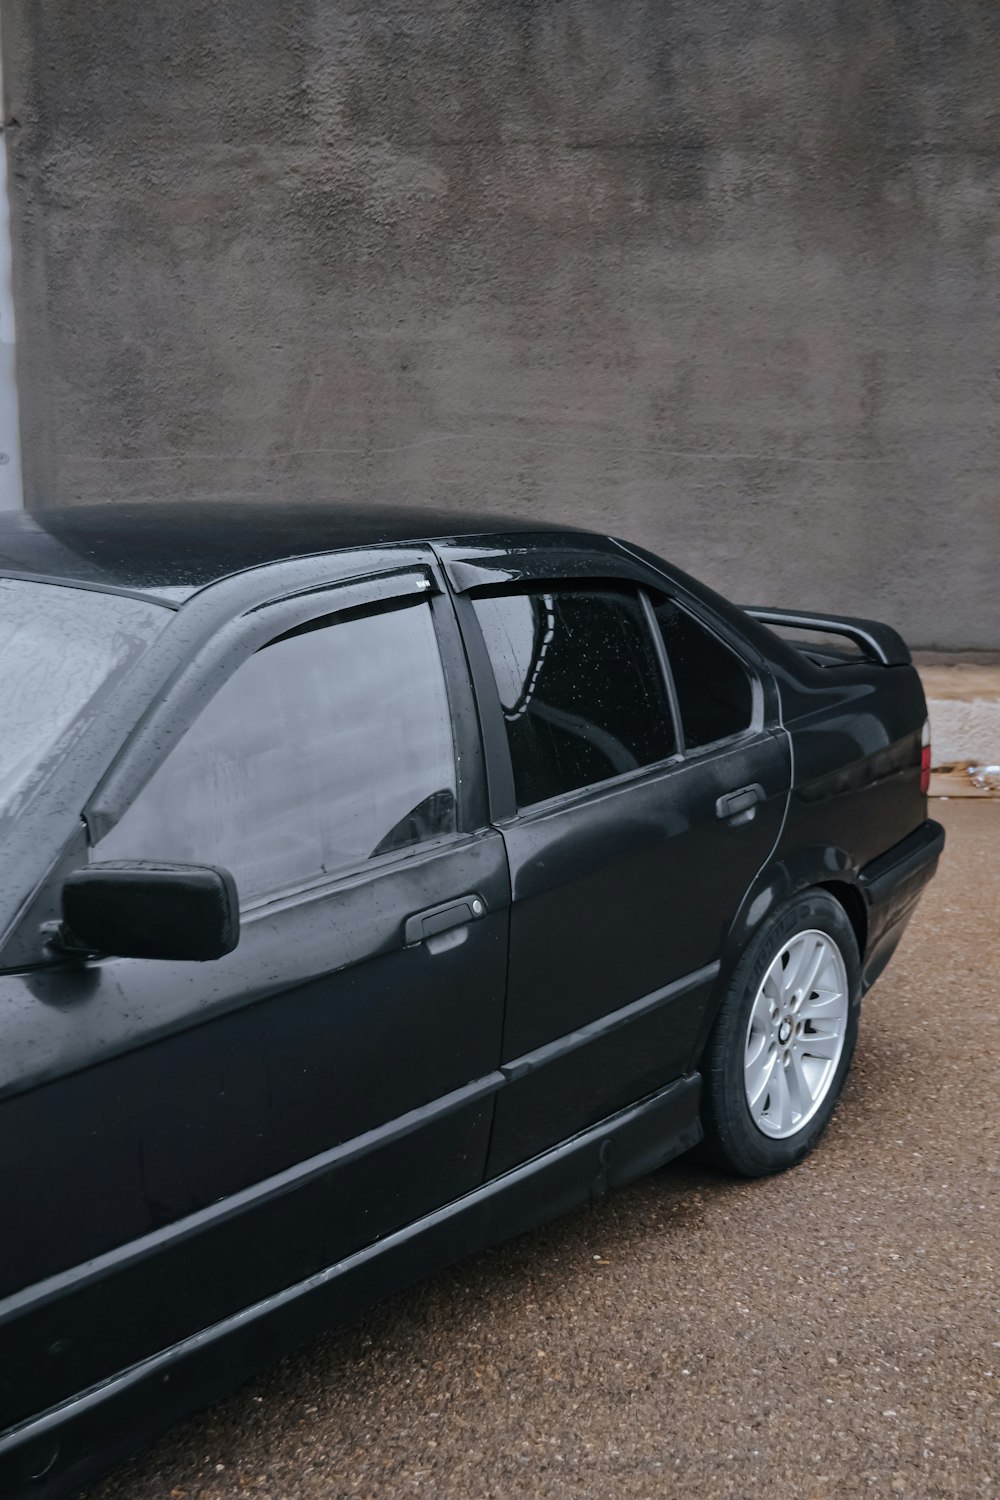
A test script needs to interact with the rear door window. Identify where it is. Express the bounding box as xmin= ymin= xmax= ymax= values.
xmin=472 ymin=587 xmax=676 ymax=808
xmin=653 ymin=599 xmax=754 ymax=749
